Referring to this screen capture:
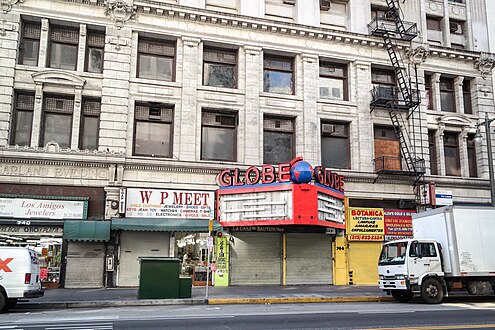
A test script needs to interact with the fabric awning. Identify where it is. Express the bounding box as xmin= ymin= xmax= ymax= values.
xmin=110 ymin=218 xmax=223 ymax=232
xmin=63 ymin=220 xmax=111 ymax=242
